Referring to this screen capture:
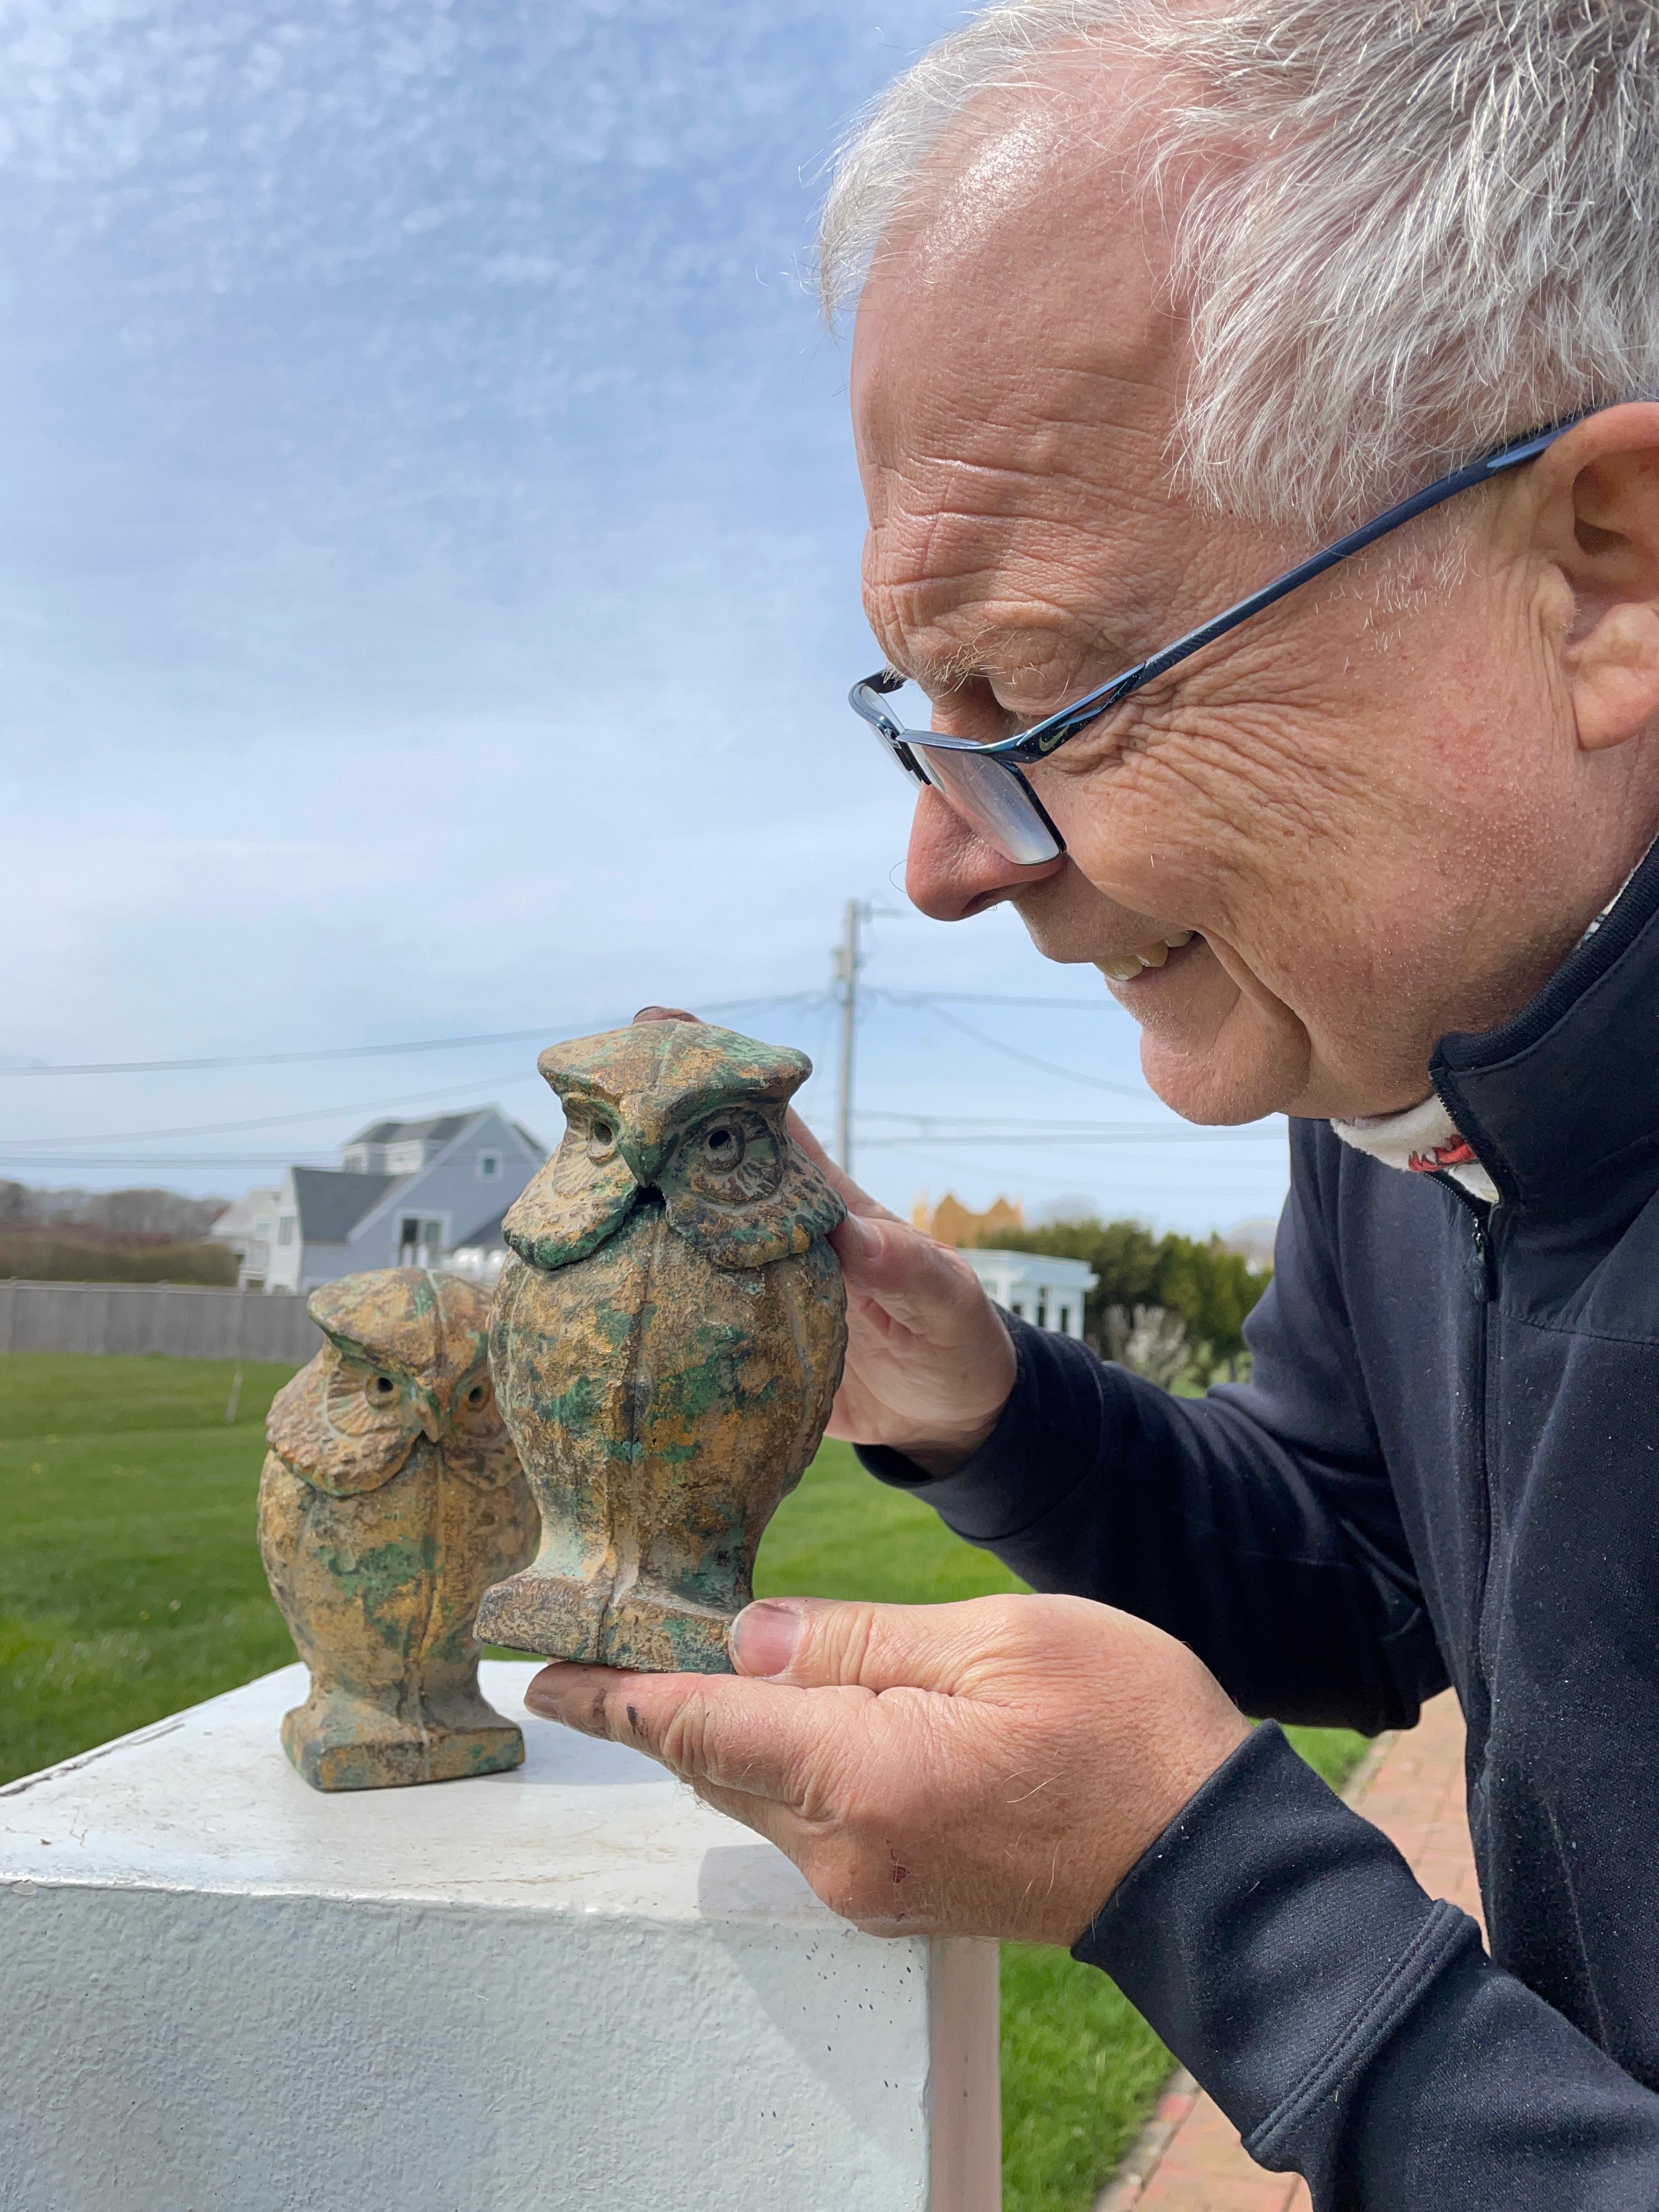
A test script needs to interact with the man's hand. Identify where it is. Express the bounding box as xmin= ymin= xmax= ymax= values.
xmin=631 ymin=1003 xmax=1017 ymax=1473
xmin=789 ymin=1115 xmax=1018 ymax=1474
xmin=524 ymin=1592 xmax=1250 ymax=1944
